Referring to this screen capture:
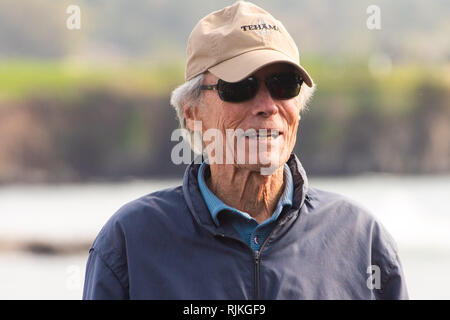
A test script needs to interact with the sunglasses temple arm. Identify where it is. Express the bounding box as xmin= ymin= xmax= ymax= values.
xmin=200 ymin=84 xmax=218 ymax=91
